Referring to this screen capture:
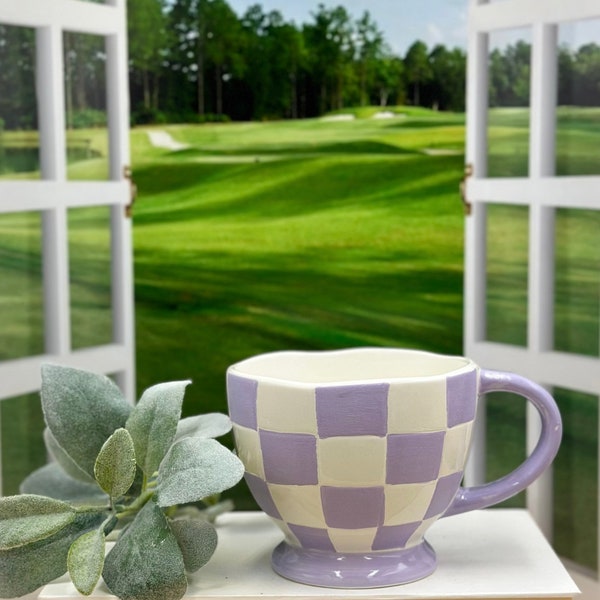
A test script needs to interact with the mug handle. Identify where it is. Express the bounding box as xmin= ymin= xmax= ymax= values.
xmin=445 ymin=369 xmax=562 ymax=517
